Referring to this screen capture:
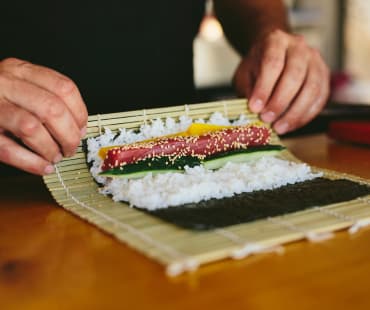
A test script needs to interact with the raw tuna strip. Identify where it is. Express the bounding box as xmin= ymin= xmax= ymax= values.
xmin=101 ymin=125 xmax=271 ymax=171
xmin=98 ymin=123 xmax=232 ymax=159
